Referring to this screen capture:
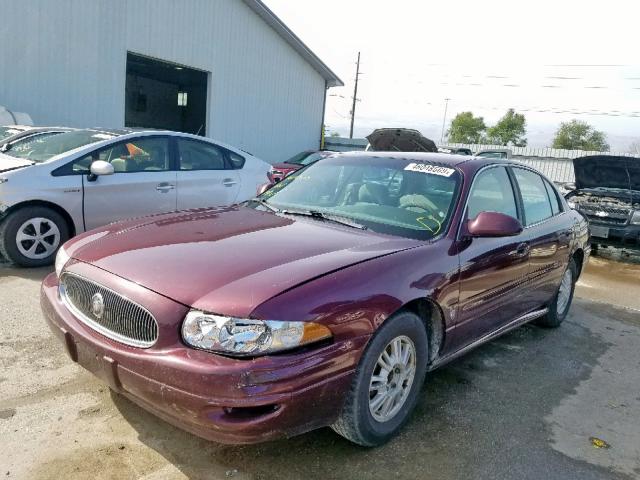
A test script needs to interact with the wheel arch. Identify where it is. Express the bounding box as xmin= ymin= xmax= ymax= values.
xmin=571 ymin=247 xmax=585 ymax=278
xmin=2 ymin=200 xmax=77 ymax=237
xmin=400 ymin=297 xmax=446 ymax=365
